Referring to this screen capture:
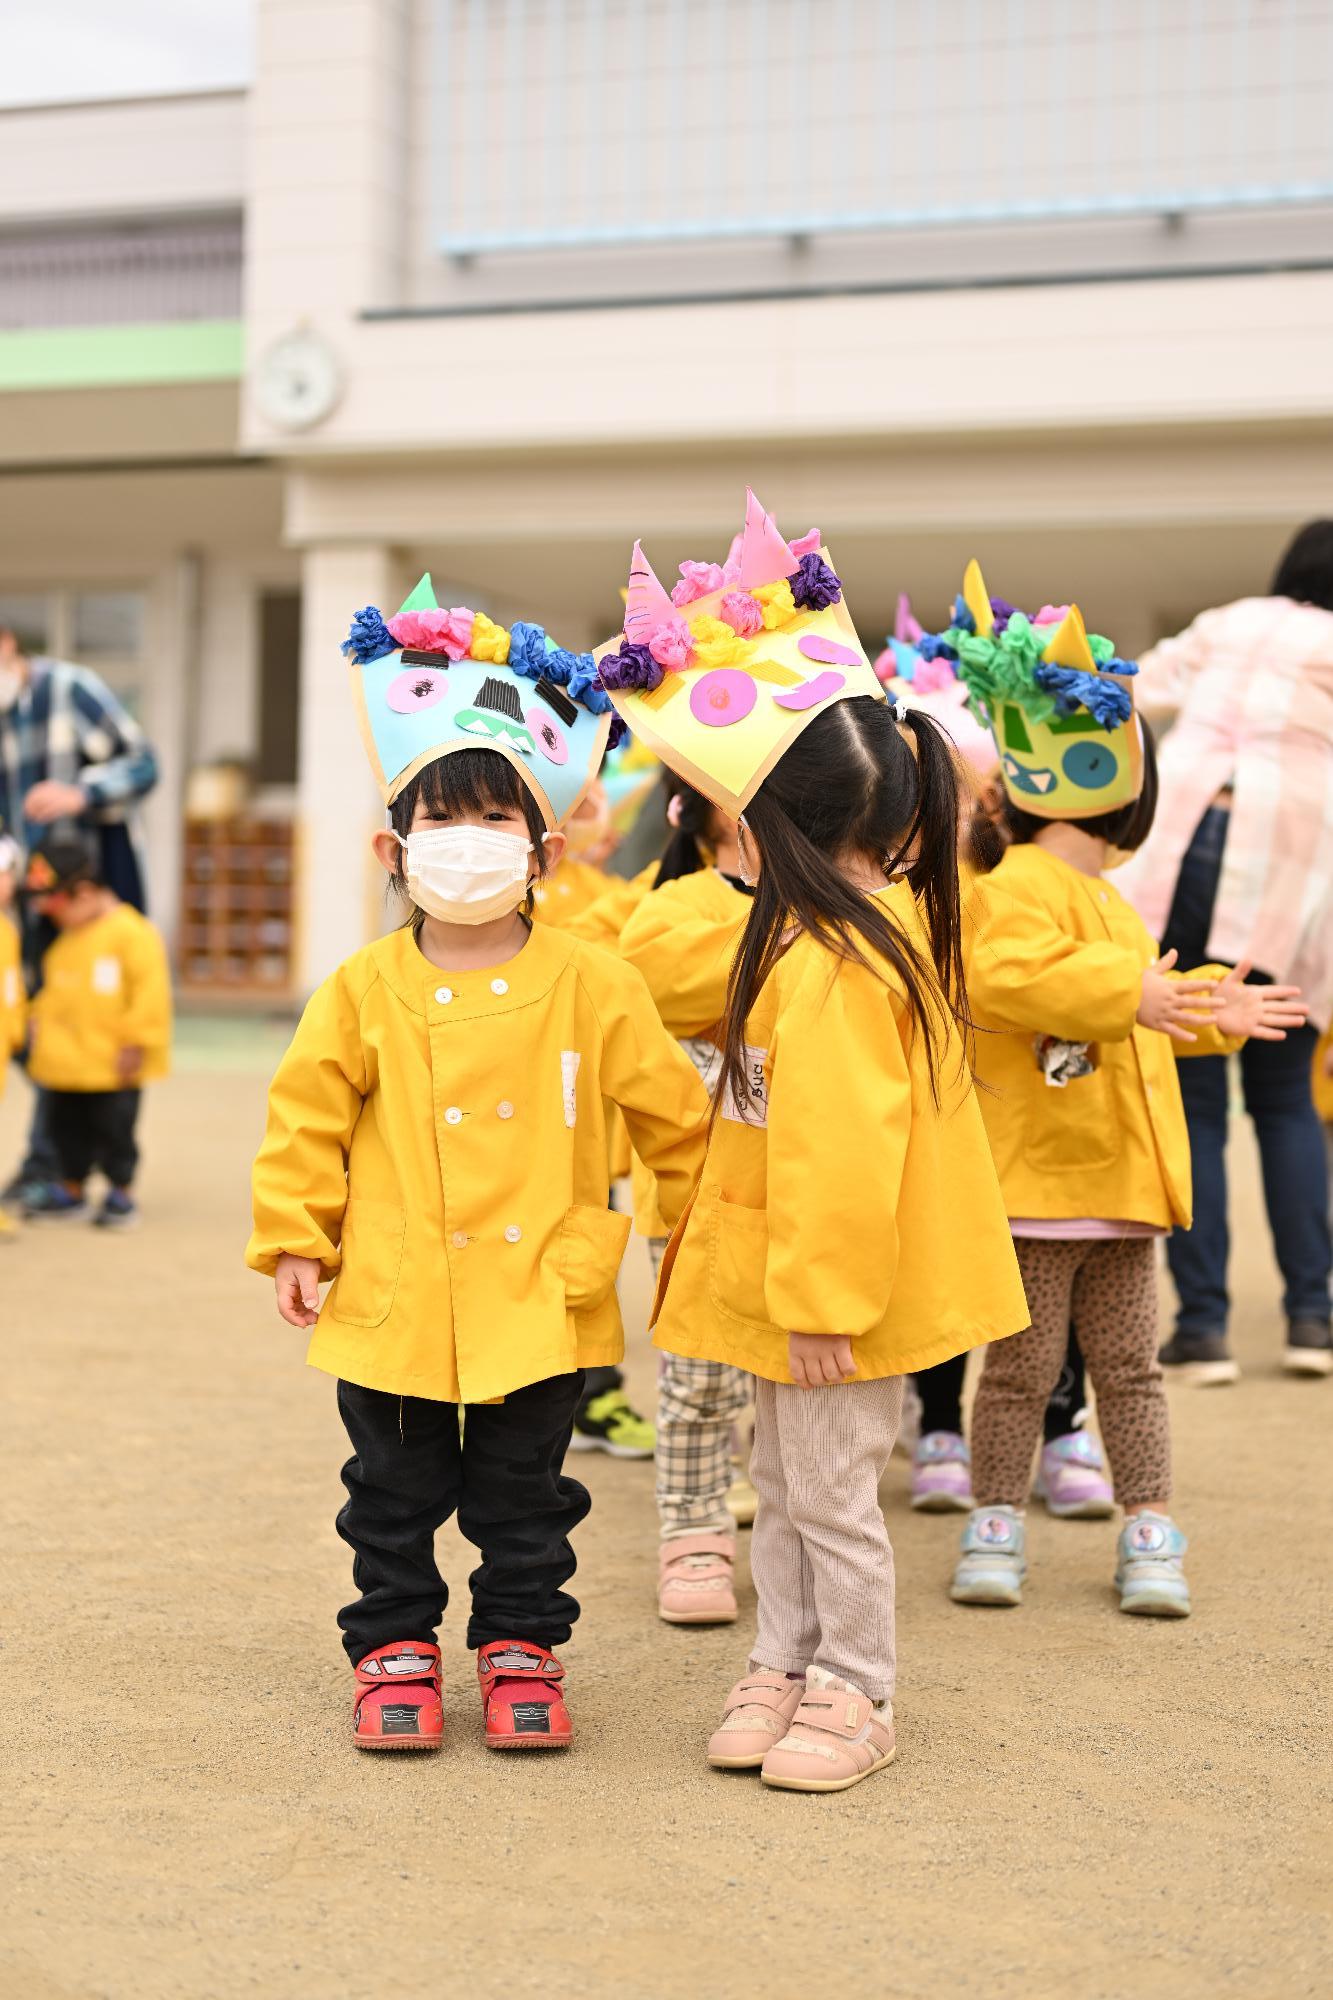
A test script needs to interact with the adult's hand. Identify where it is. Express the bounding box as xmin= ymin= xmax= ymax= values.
xmin=24 ymin=780 xmax=89 ymax=823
